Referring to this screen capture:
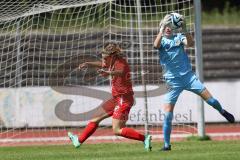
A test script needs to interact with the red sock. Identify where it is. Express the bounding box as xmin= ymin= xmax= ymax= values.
xmin=120 ymin=127 xmax=145 ymax=141
xmin=79 ymin=122 xmax=98 ymax=143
